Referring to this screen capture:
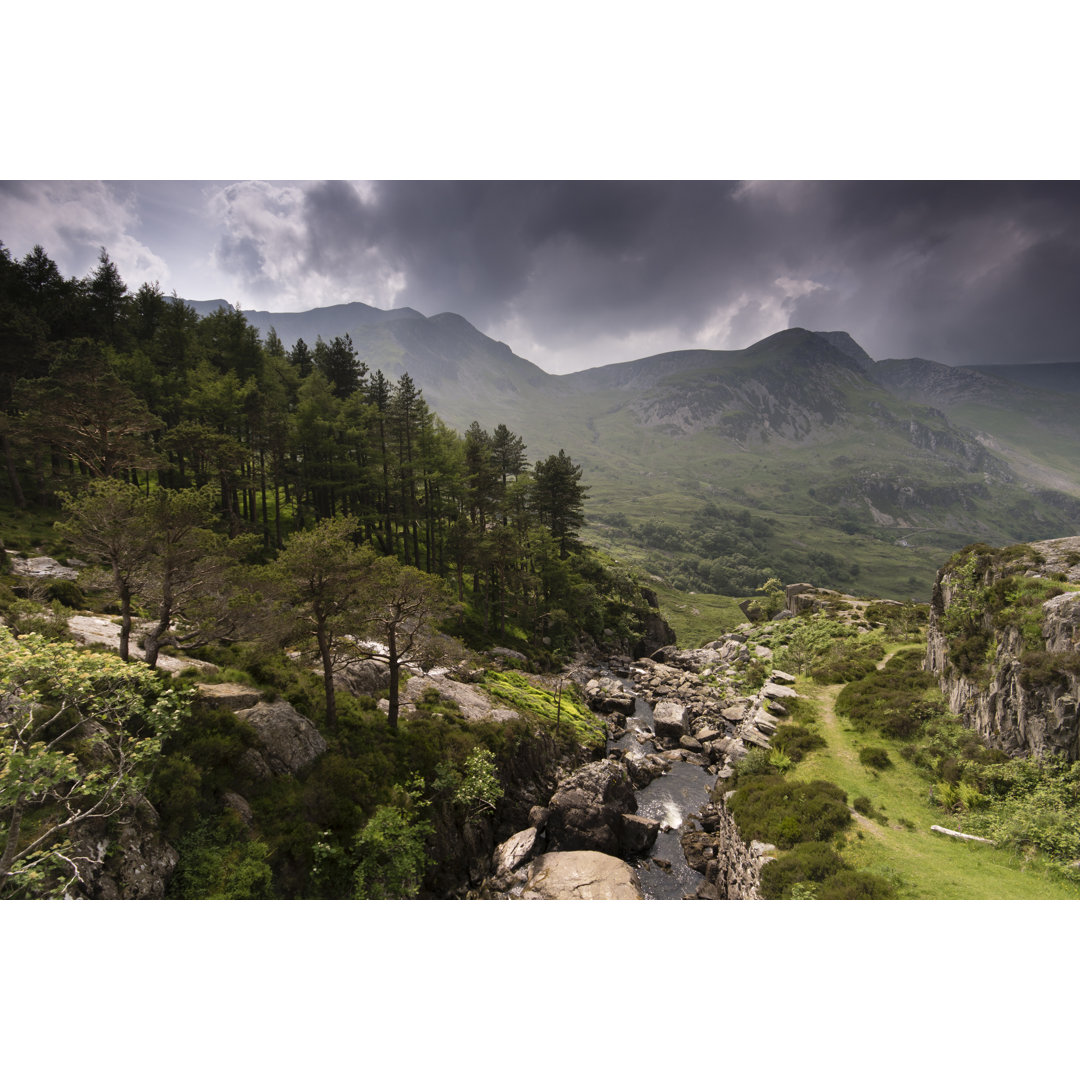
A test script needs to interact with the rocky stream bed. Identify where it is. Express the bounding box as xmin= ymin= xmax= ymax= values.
xmin=476 ymin=632 xmax=797 ymax=899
